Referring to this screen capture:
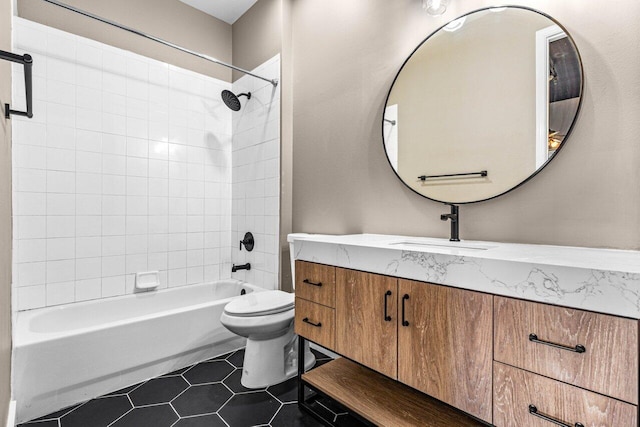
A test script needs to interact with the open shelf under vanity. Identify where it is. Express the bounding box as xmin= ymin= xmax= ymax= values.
xmin=300 ymin=355 xmax=486 ymax=426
